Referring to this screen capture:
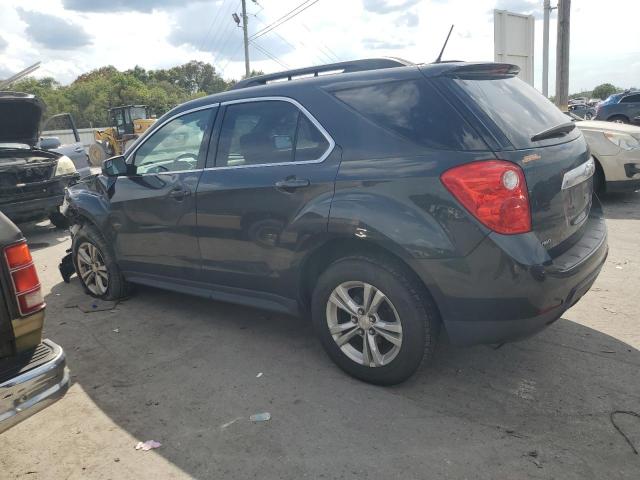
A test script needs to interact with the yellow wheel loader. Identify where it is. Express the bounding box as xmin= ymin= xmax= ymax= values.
xmin=88 ymin=105 xmax=155 ymax=166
